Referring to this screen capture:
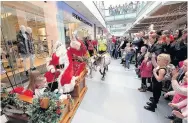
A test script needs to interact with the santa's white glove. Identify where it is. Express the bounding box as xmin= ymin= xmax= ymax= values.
xmin=59 ymin=94 xmax=67 ymax=100
xmin=51 ymin=68 xmax=55 ymax=73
